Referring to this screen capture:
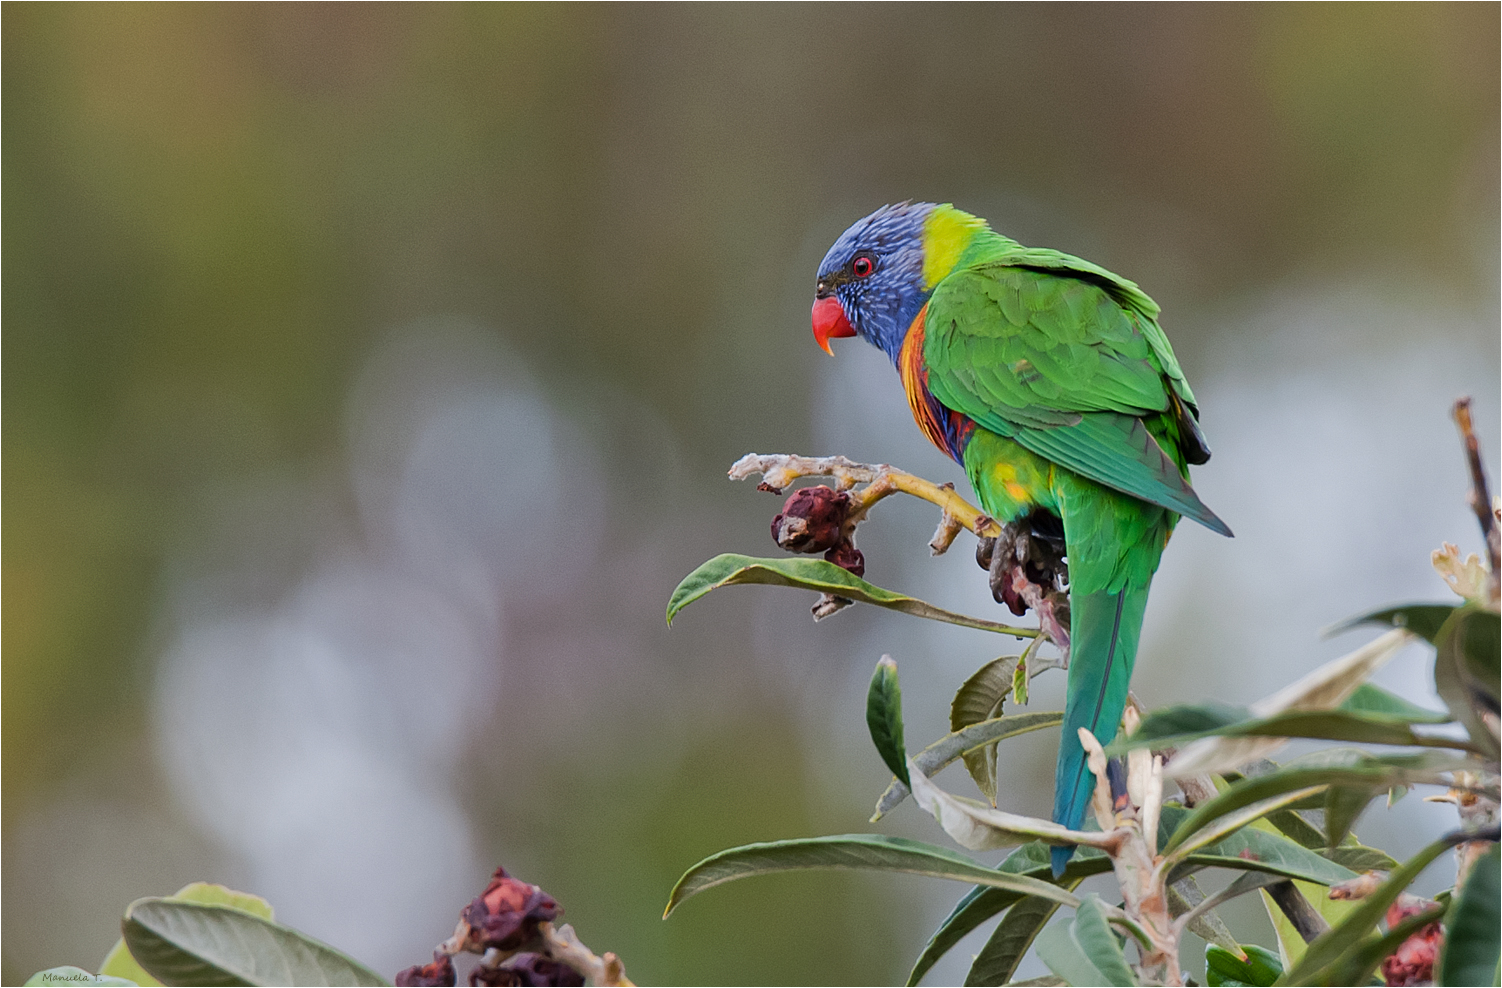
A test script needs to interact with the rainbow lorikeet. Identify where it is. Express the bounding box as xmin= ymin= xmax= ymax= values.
xmin=812 ymin=202 xmax=1231 ymax=874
